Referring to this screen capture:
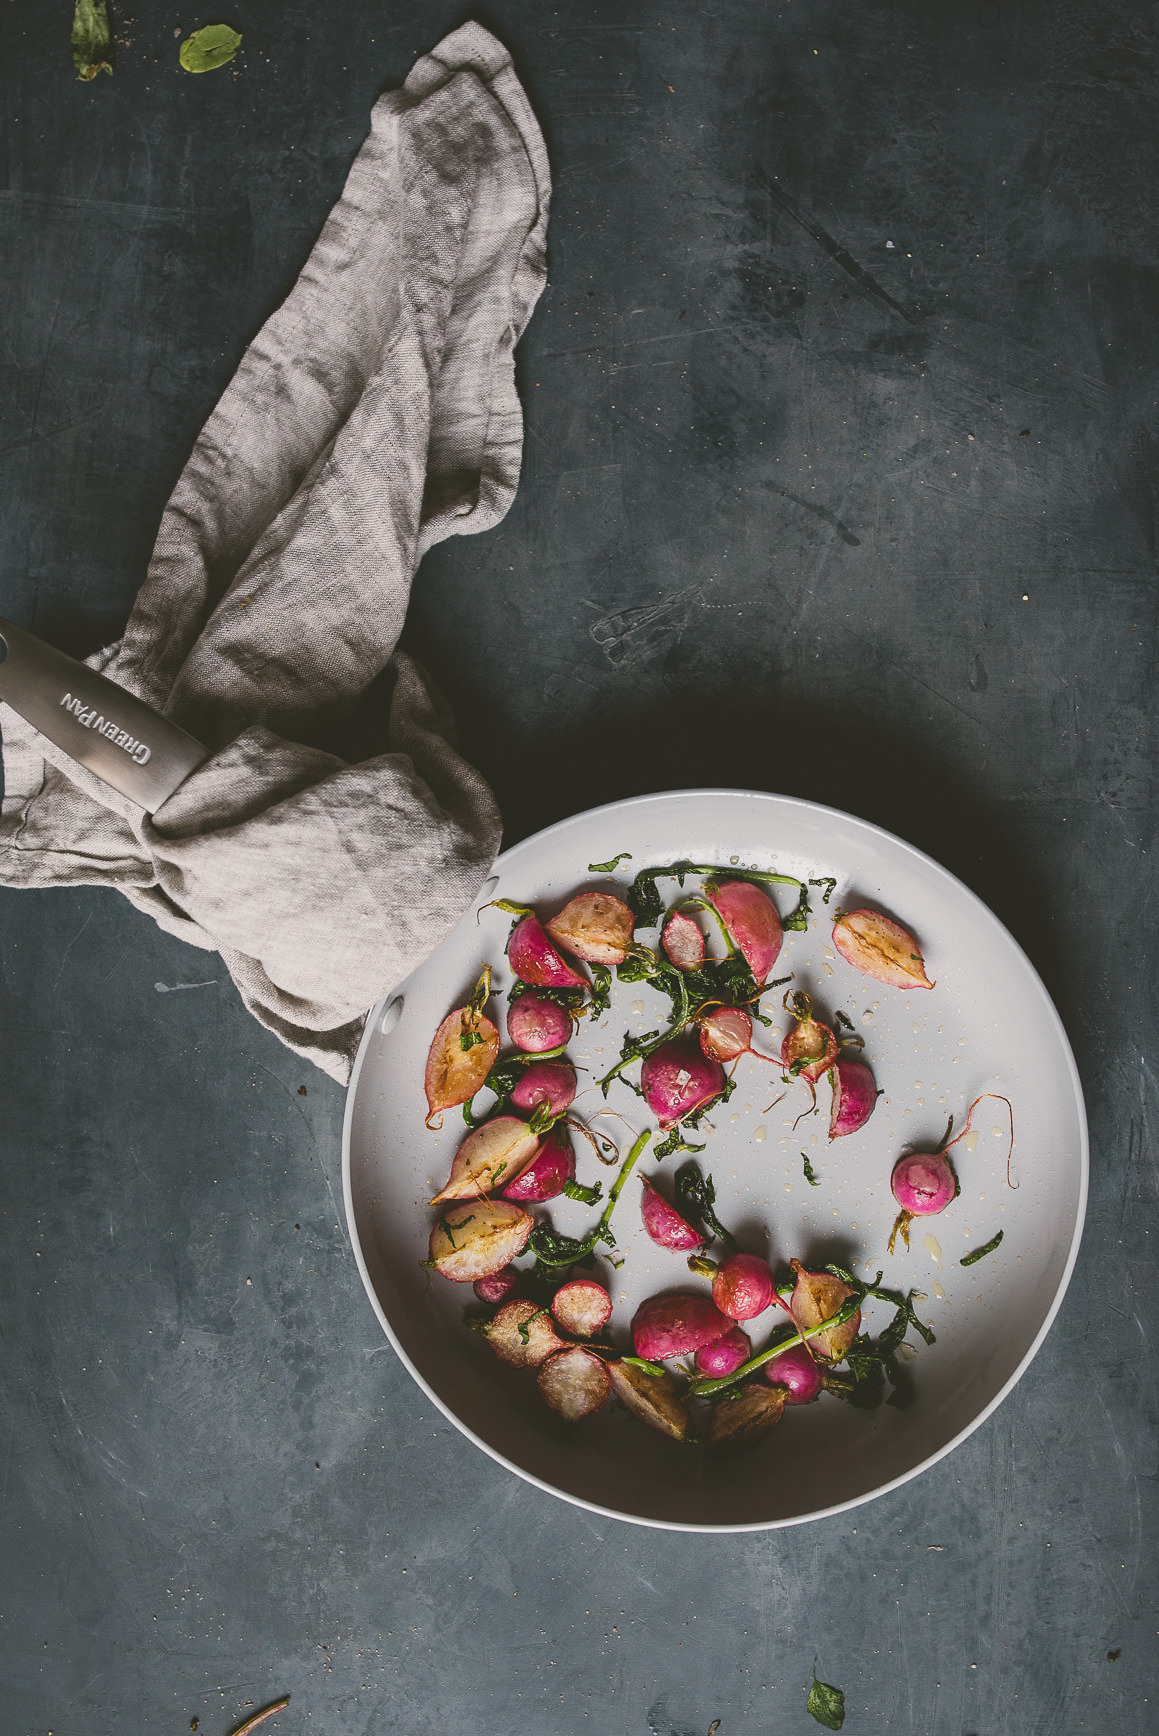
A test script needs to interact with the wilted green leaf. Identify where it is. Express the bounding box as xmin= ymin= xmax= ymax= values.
xmin=806 ymin=1662 xmax=845 ymax=1731
xmin=179 ymin=23 xmax=242 ymax=73
xmin=72 ymin=0 xmax=112 ymax=80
